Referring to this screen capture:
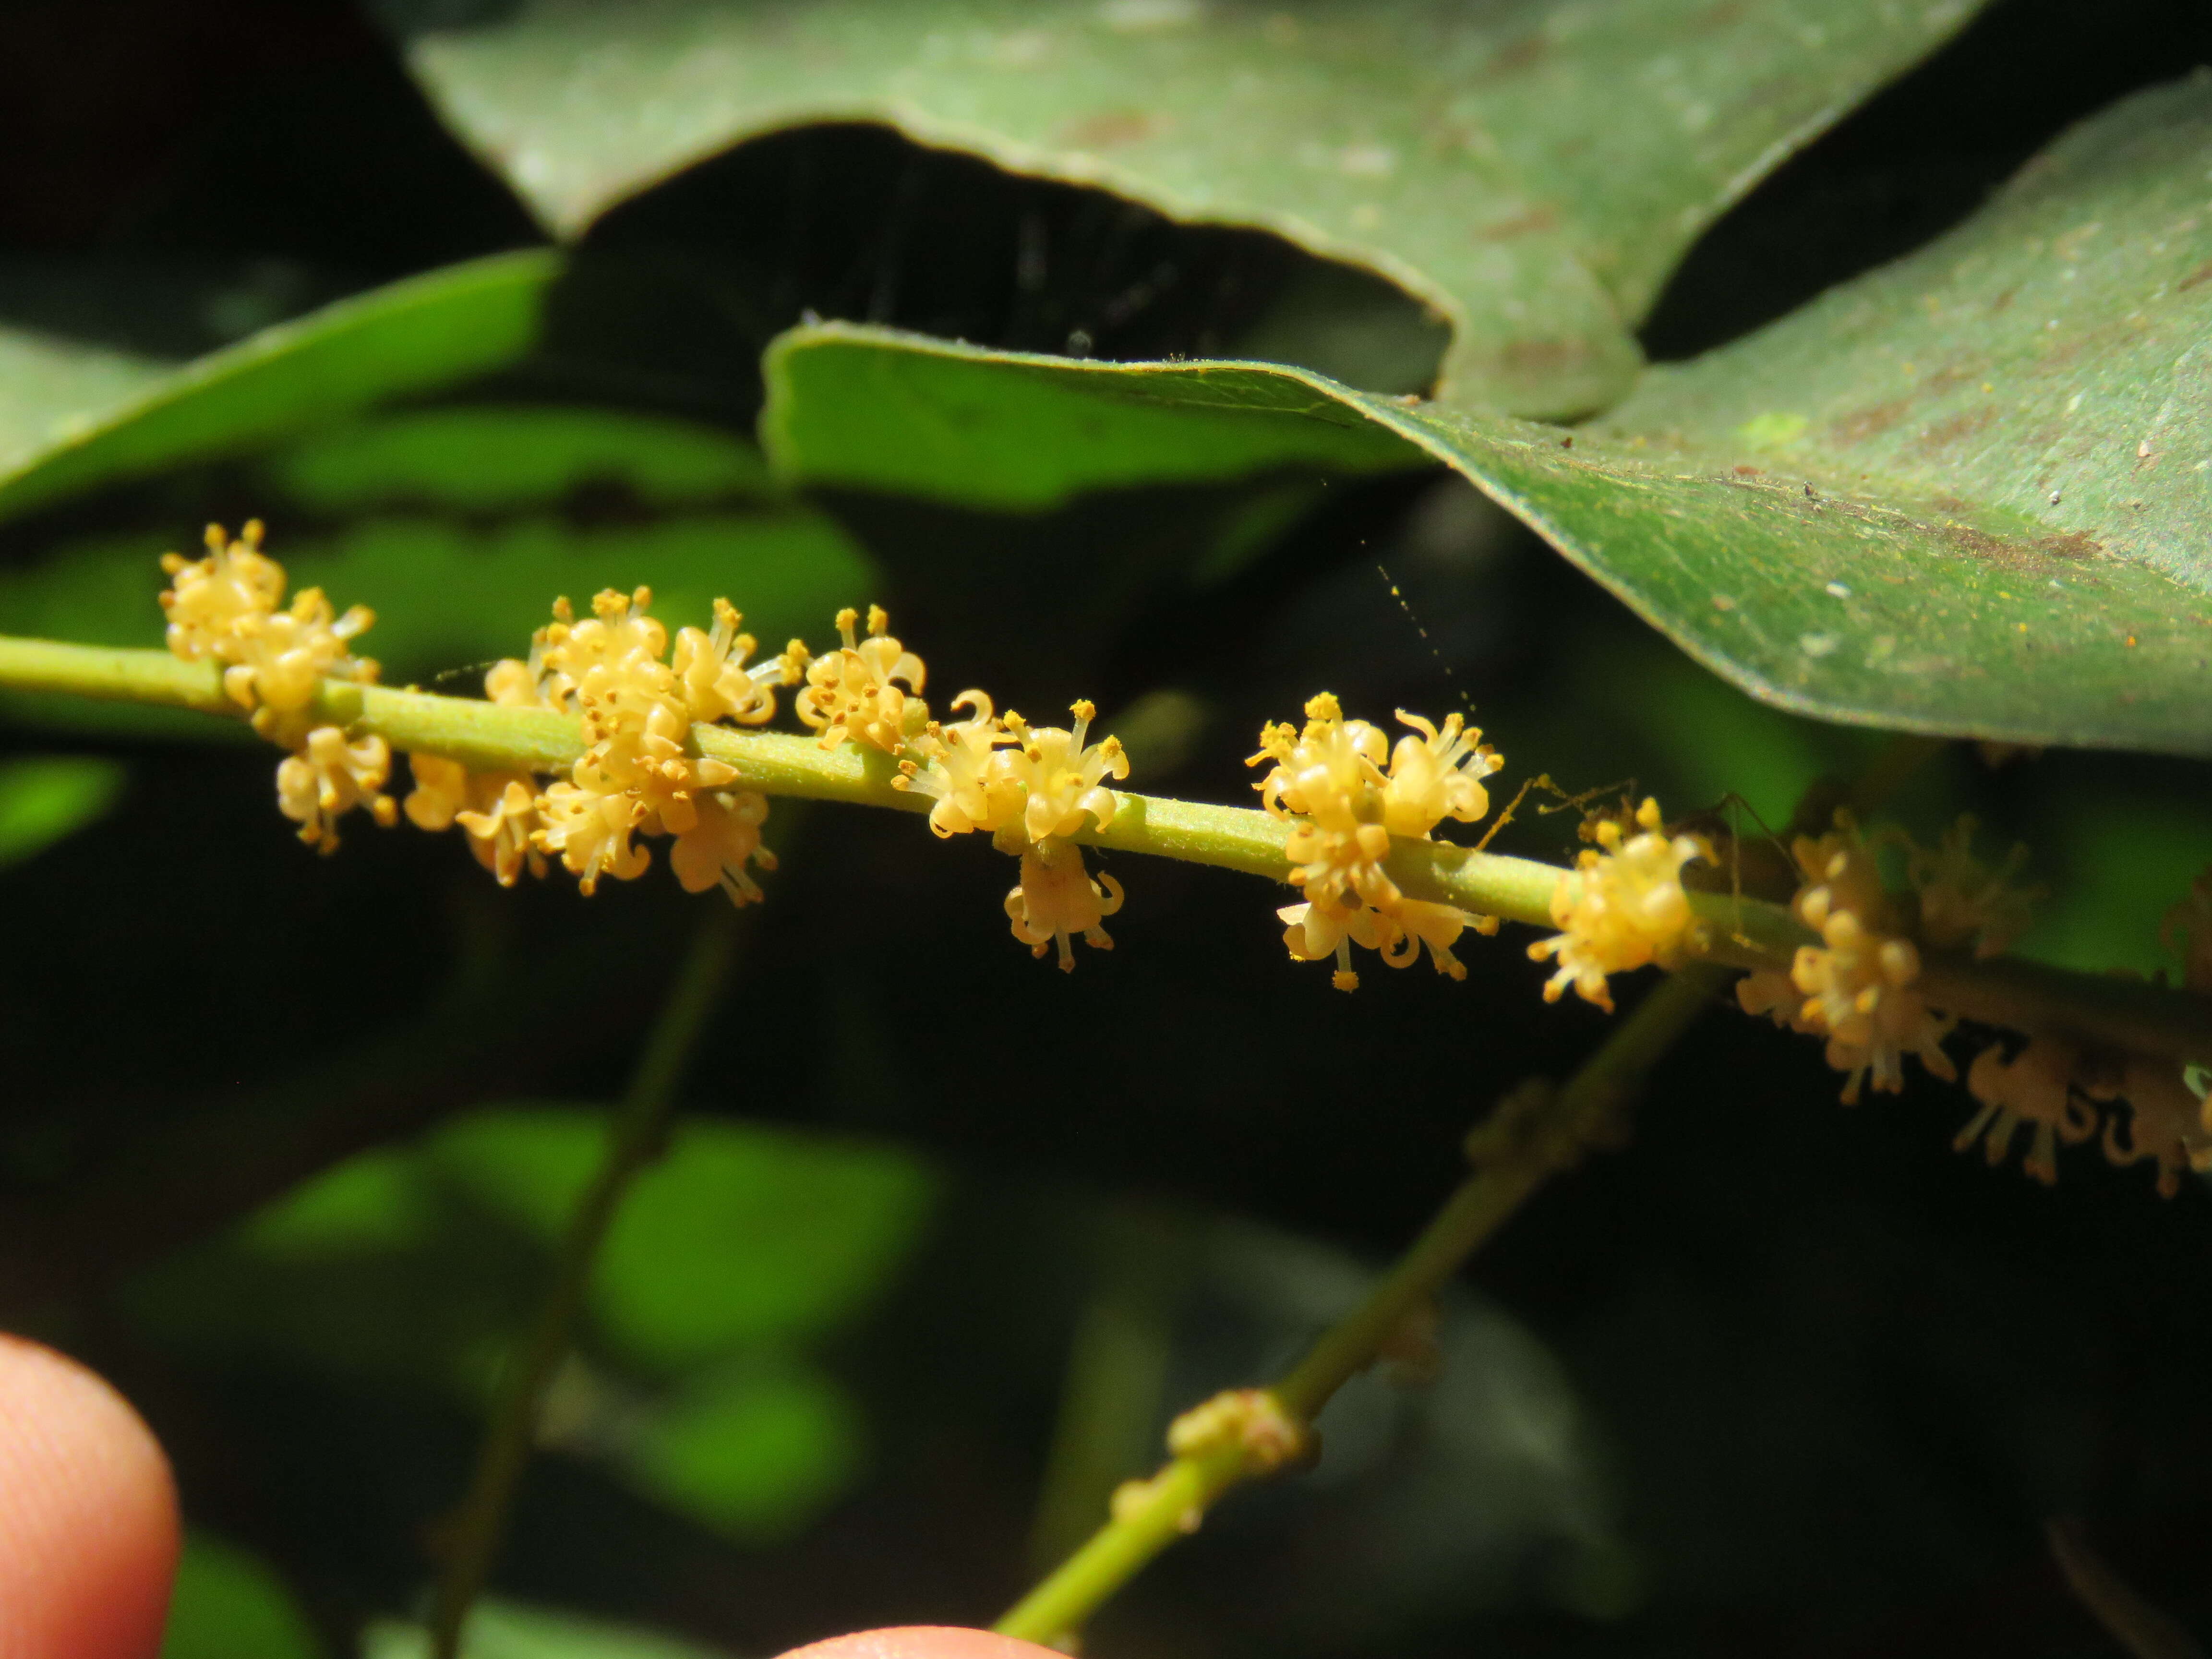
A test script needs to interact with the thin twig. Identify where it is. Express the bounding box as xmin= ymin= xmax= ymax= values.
xmin=427 ymin=909 xmax=738 ymax=1658
xmin=1 ymin=634 xmax=2208 ymax=1062
xmin=993 ymin=963 xmax=1728 ymax=1647
xmin=2047 ymin=1516 xmax=2207 ymax=1659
